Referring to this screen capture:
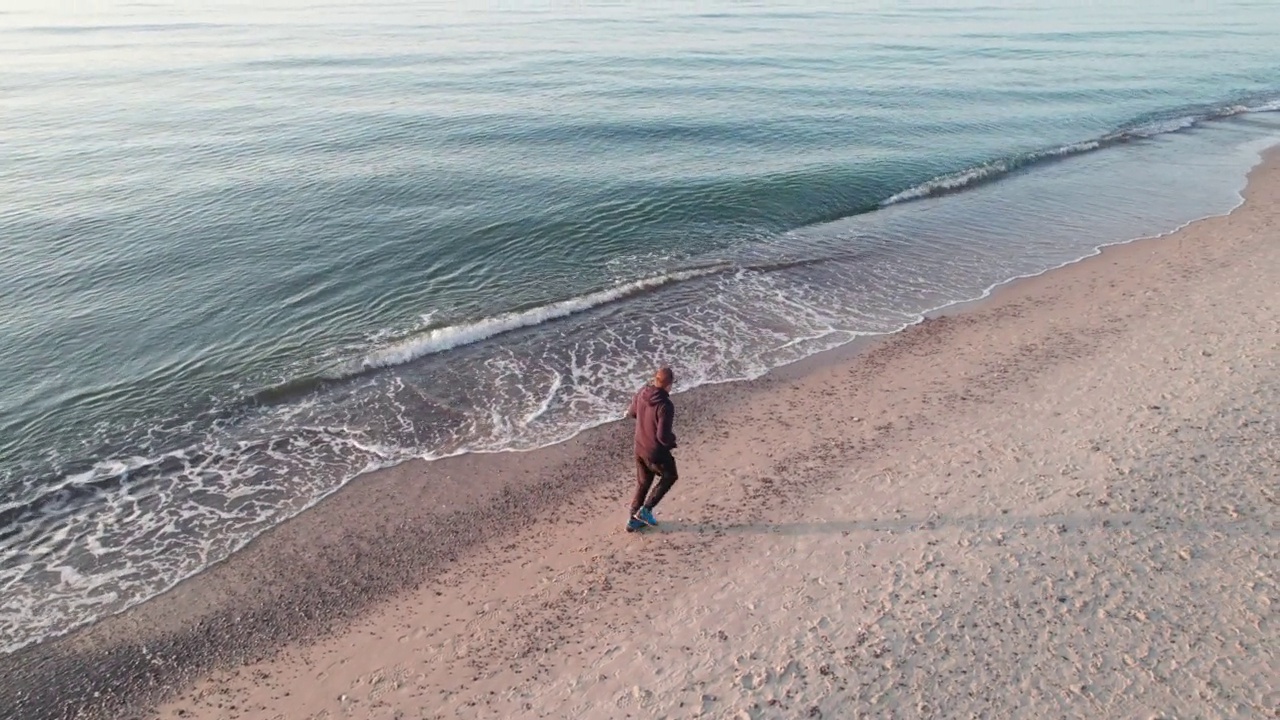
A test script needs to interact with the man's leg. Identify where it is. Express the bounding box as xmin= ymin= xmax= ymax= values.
xmin=631 ymin=455 xmax=656 ymax=518
xmin=643 ymin=452 xmax=679 ymax=510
